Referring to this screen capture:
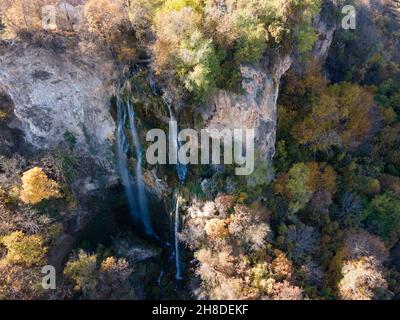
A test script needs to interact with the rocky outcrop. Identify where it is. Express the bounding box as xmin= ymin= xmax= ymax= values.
xmin=202 ymin=4 xmax=337 ymax=171
xmin=203 ymin=55 xmax=293 ymax=166
xmin=0 ymin=41 xmax=118 ymax=165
